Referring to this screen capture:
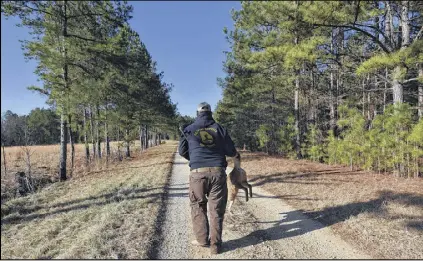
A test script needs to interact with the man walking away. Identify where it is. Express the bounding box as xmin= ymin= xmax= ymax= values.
xmin=178 ymin=102 xmax=237 ymax=255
